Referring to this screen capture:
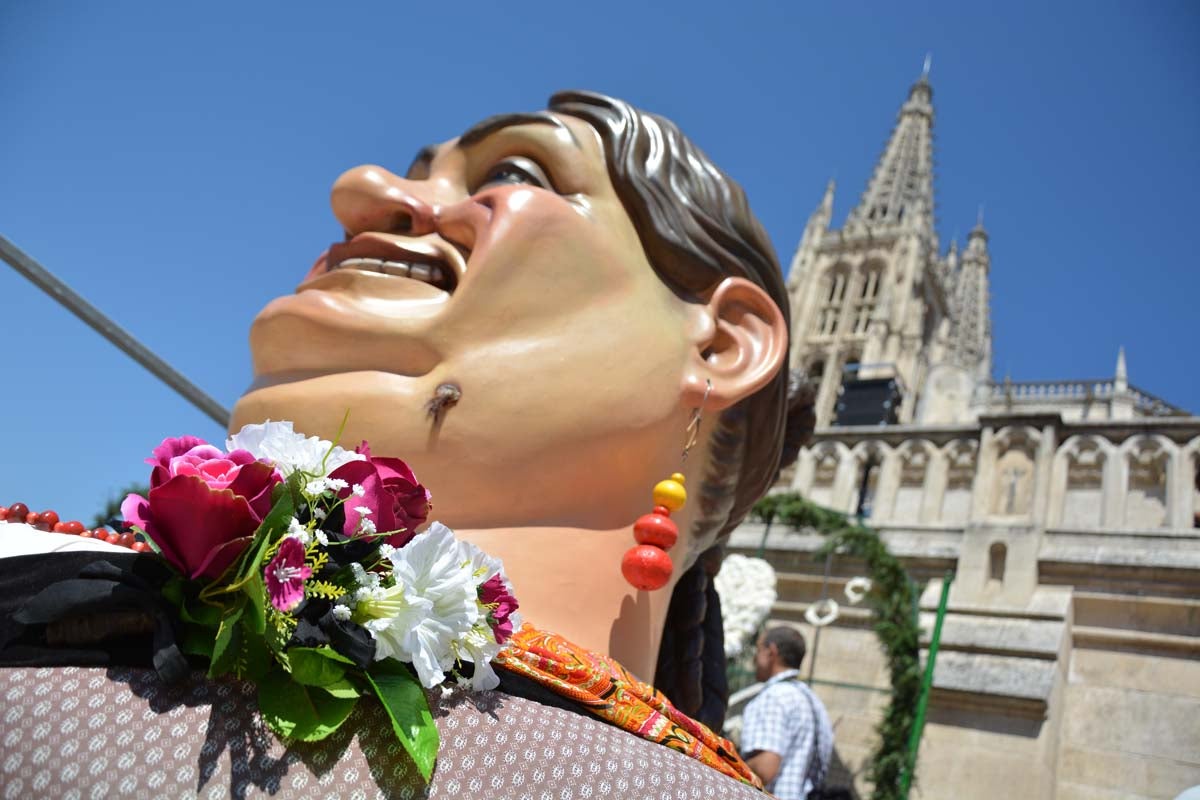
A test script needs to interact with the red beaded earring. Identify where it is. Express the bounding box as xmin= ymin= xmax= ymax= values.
xmin=621 ymin=380 xmax=710 ymax=591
